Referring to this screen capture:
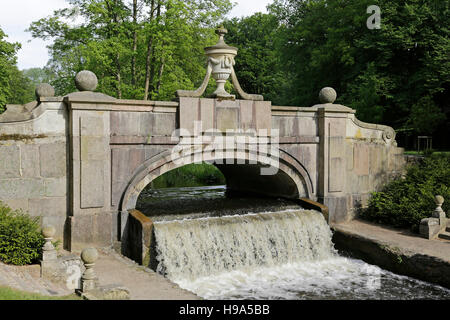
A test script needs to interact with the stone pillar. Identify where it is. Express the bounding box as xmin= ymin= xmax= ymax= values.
xmin=317 ymin=88 xmax=354 ymax=223
xmin=66 ymin=71 xmax=114 ymax=250
xmin=432 ymin=195 xmax=447 ymax=229
xmin=80 ymin=248 xmax=99 ymax=292
xmin=420 ymin=195 xmax=447 ymax=239
xmin=40 ymin=225 xmax=58 ymax=277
